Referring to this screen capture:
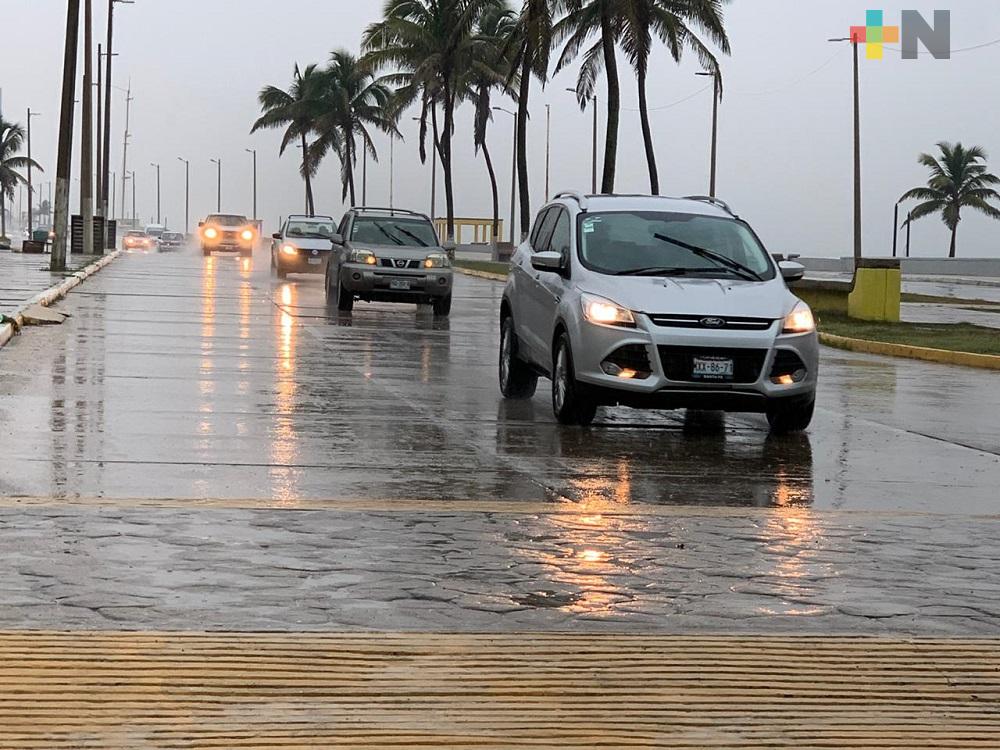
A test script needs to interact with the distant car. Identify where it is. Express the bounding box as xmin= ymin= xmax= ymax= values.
xmin=159 ymin=231 xmax=185 ymax=250
xmin=499 ymin=192 xmax=818 ymax=432
xmin=325 ymin=207 xmax=455 ymax=316
xmin=123 ymin=230 xmax=154 ymax=252
xmin=270 ymin=214 xmax=338 ymax=278
xmin=199 ymin=214 xmax=256 ymax=257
